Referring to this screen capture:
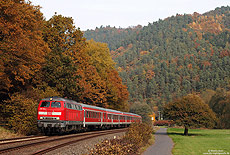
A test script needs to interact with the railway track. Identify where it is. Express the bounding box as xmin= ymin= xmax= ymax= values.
xmin=0 ymin=128 xmax=126 ymax=155
xmin=0 ymin=136 xmax=48 ymax=145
